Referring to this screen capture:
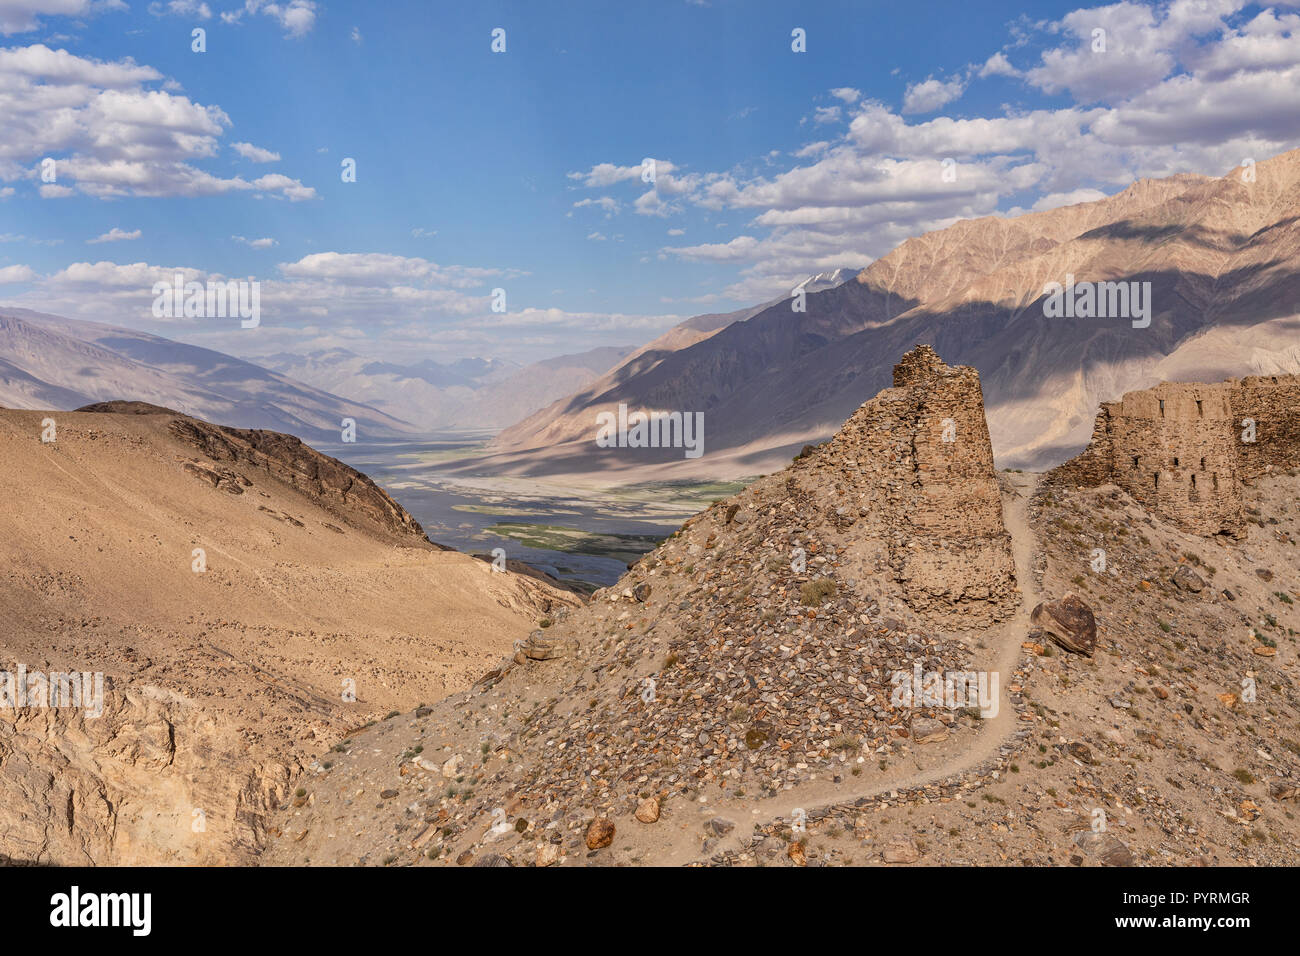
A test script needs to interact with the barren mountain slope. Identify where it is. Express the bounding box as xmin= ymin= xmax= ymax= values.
xmin=491 ymin=302 xmax=780 ymax=453
xmin=0 ymin=309 xmax=415 ymax=442
xmin=264 ymin=355 xmax=1300 ymax=867
xmin=0 ymin=405 xmax=578 ymax=865
xmin=474 ymin=152 xmax=1300 ymax=482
